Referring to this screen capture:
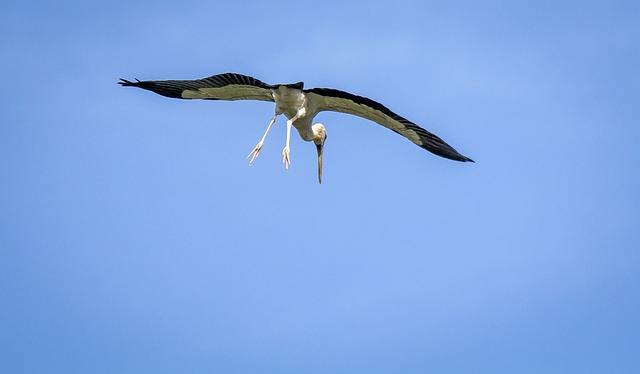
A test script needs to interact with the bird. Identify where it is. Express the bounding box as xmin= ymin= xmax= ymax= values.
xmin=118 ymin=72 xmax=473 ymax=183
